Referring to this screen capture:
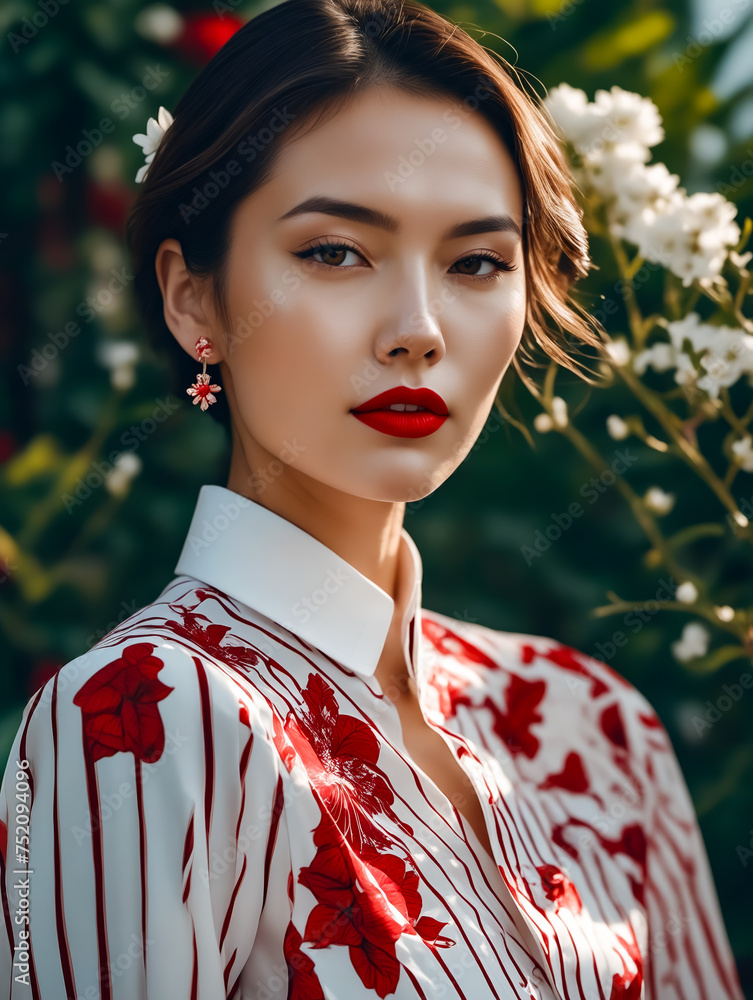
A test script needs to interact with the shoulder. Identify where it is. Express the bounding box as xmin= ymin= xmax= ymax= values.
xmin=420 ymin=607 xmax=671 ymax=801
xmin=16 ymin=583 xmax=279 ymax=780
